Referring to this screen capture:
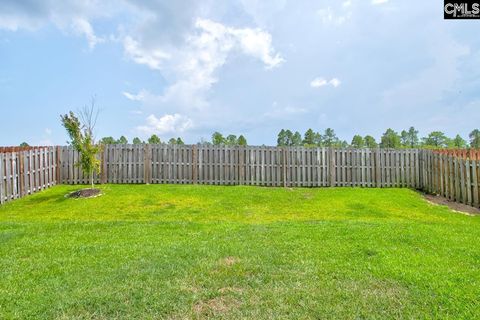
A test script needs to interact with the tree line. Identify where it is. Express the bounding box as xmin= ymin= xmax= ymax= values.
xmin=277 ymin=127 xmax=480 ymax=149
xmin=18 ymin=128 xmax=480 ymax=149
xmin=96 ymin=132 xmax=247 ymax=147
xmin=99 ymin=135 xmax=185 ymax=145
